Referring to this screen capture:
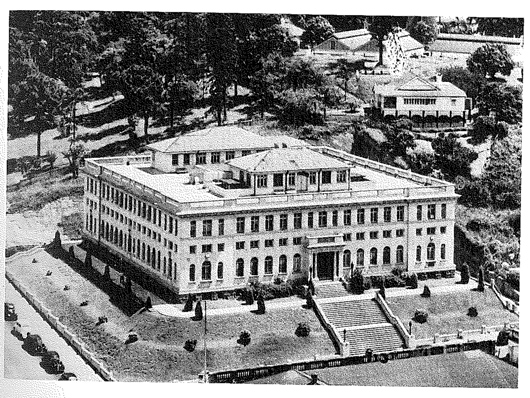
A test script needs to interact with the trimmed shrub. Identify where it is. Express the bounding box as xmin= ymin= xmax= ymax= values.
xmin=183 ymin=294 xmax=194 ymax=312
xmin=245 ymin=288 xmax=255 ymax=305
xmin=414 ymin=309 xmax=428 ymax=323
xmin=238 ymin=330 xmax=251 ymax=346
xmin=461 ymin=263 xmax=470 ymax=284
xmin=351 ymin=269 xmax=365 ymax=294
xmin=468 ymin=306 xmax=478 ymax=317
xmin=496 ymin=330 xmax=509 ymax=346
xmin=379 ymin=285 xmax=386 ymax=300
xmin=295 ymin=322 xmax=311 ymax=337
xmin=477 ymin=267 xmax=485 ymax=292
xmin=103 ymin=265 xmax=111 ymax=280
xmin=409 ymin=273 xmax=419 ymax=289
xmin=69 ymin=246 xmax=75 ymax=259
xmin=421 ymin=285 xmax=431 ymax=298
xmin=305 ymin=290 xmax=313 ymax=309
xmin=194 ymin=301 xmax=203 ymax=321
xmin=363 ymin=276 xmax=372 ymax=291
xmin=256 ymin=296 xmax=266 ymax=314
xmin=144 ymin=296 xmax=152 ymax=310
xmin=184 ymin=339 xmax=197 ymax=352
xmin=384 ymin=274 xmax=406 ymax=288
xmin=84 ymin=252 xmax=92 ymax=268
